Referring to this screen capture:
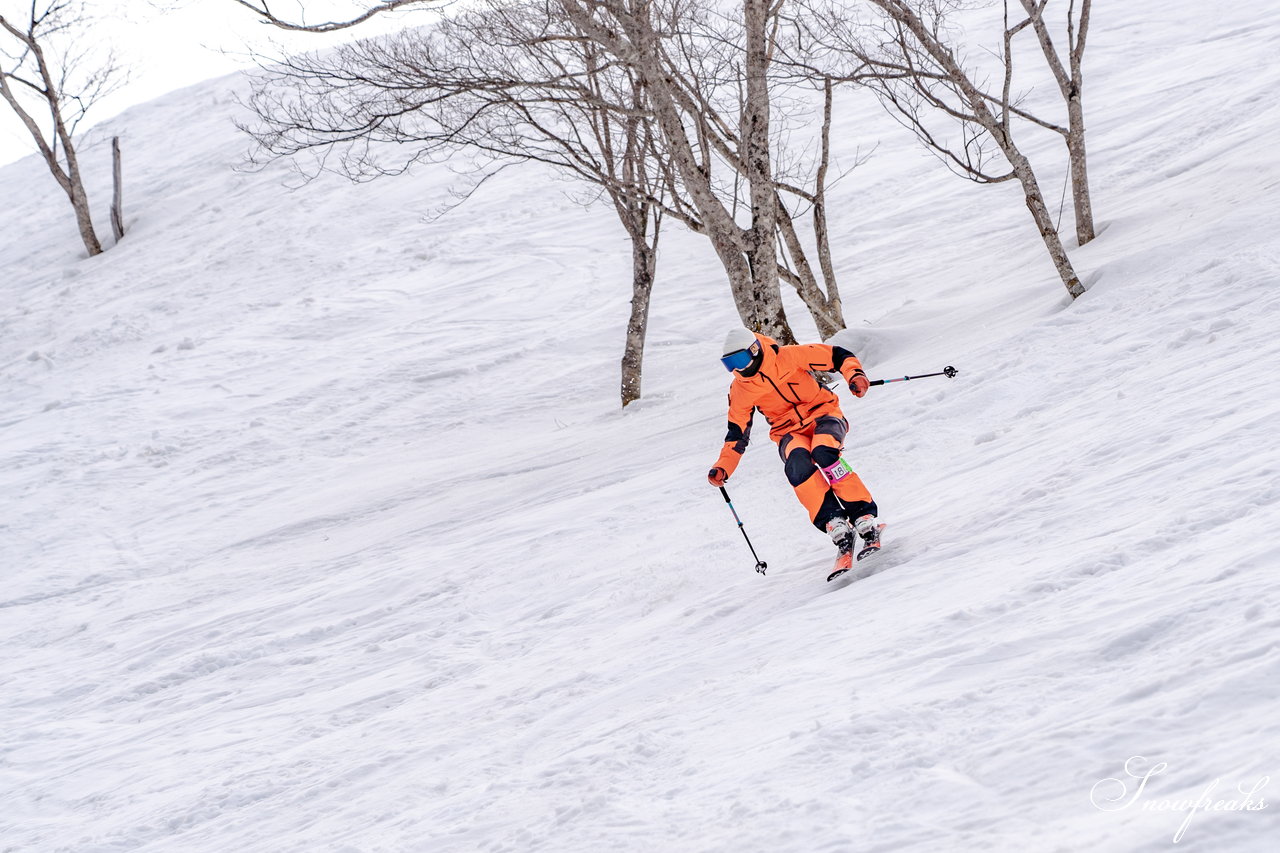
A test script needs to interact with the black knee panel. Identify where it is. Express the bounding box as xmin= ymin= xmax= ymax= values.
xmin=811 ymin=445 xmax=840 ymax=469
xmin=783 ymin=447 xmax=818 ymax=487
